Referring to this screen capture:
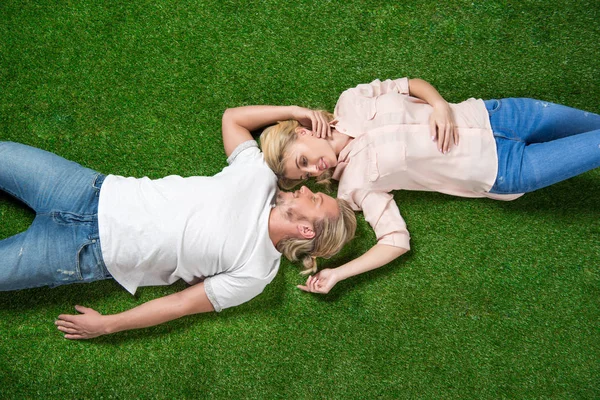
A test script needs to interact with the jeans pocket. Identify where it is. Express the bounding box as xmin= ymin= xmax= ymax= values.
xmin=77 ymin=239 xmax=106 ymax=282
xmin=485 ymin=99 xmax=502 ymax=115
